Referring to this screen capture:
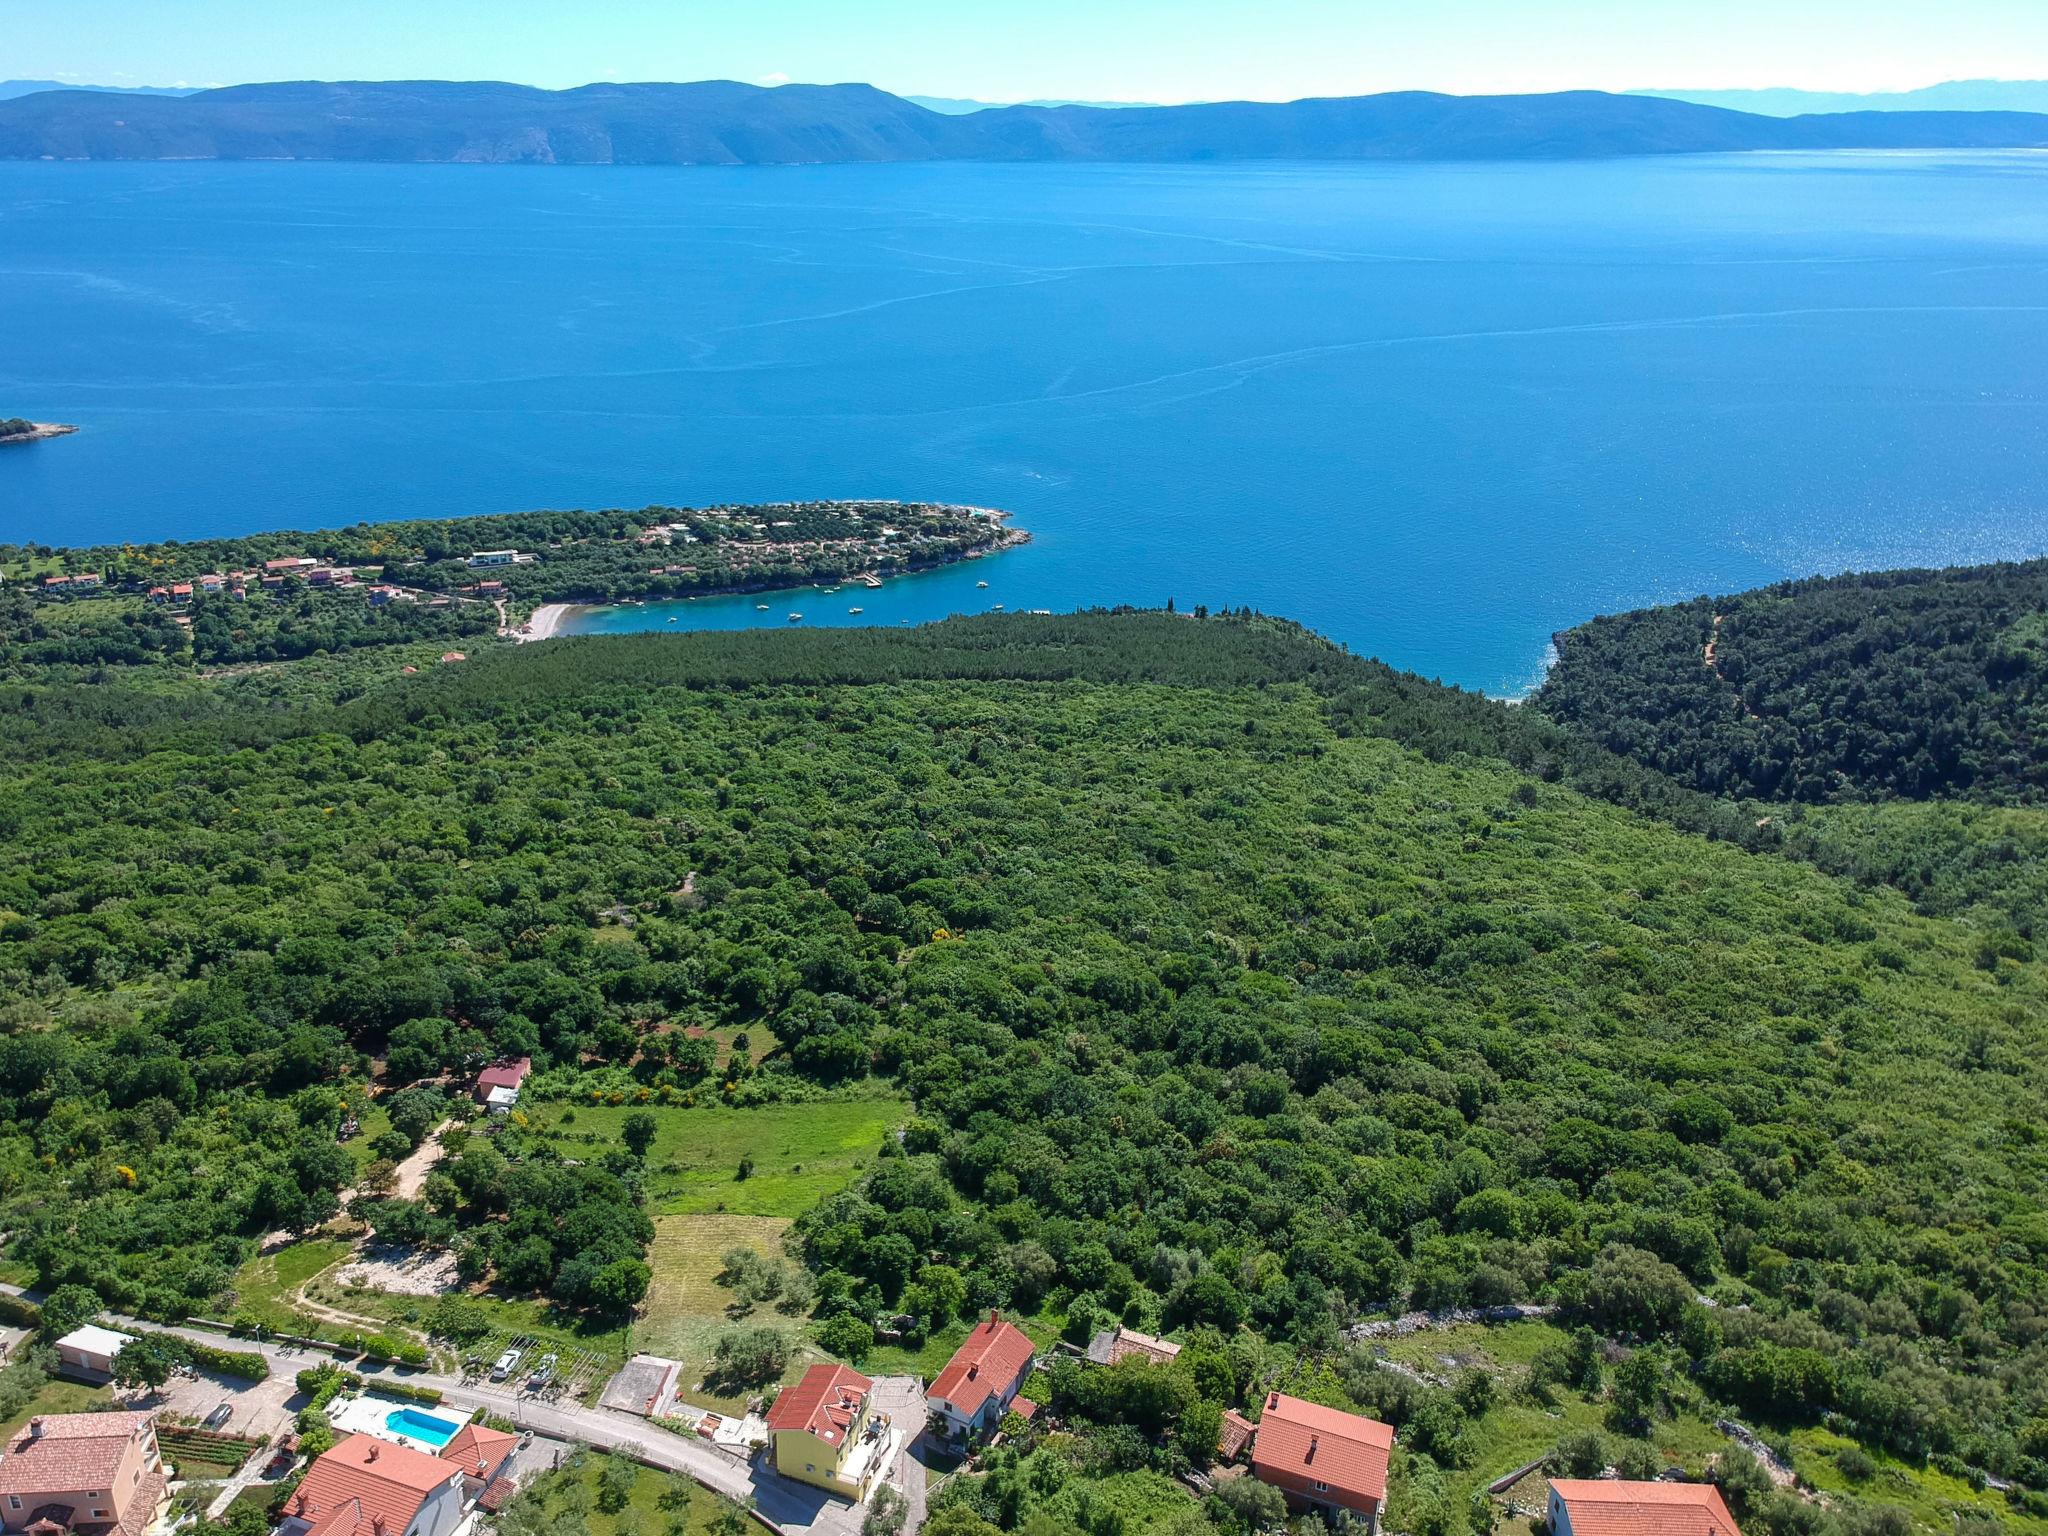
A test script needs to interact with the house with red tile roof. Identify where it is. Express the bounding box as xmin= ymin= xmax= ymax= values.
xmin=279 ymin=1434 xmax=466 ymax=1536
xmin=0 ymin=1410 xmax=165 ymax=1536
xmin=438 ymin=1423 xmax=518 ymax=1493
xmin=1548 ymin=1479 xmax=1743 ymax=1536
xmin=928 ymin=1313 xmax=1037 ymax=1440
xmin=766 ymin=1364 xmax=892 ymax=1500
xmin=1249 ymin=1391 xmax=1394 ymax=1531
xmin=473 ymin=1056 xmax=530 ymax=1109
